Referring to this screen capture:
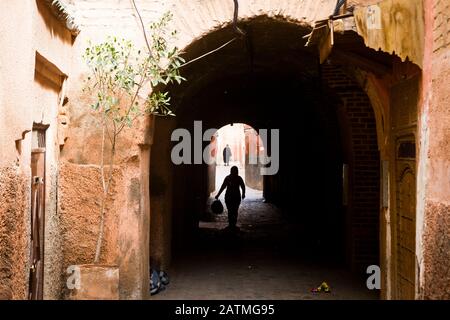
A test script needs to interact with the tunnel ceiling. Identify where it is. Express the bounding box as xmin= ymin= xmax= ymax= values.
xmin=169 ymin=17 xmax=320 ymax=108
xmin=174 ymin=71 xmax=329 ymax=131
xmin=164 ymin=15 xmax=391 ymax=133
